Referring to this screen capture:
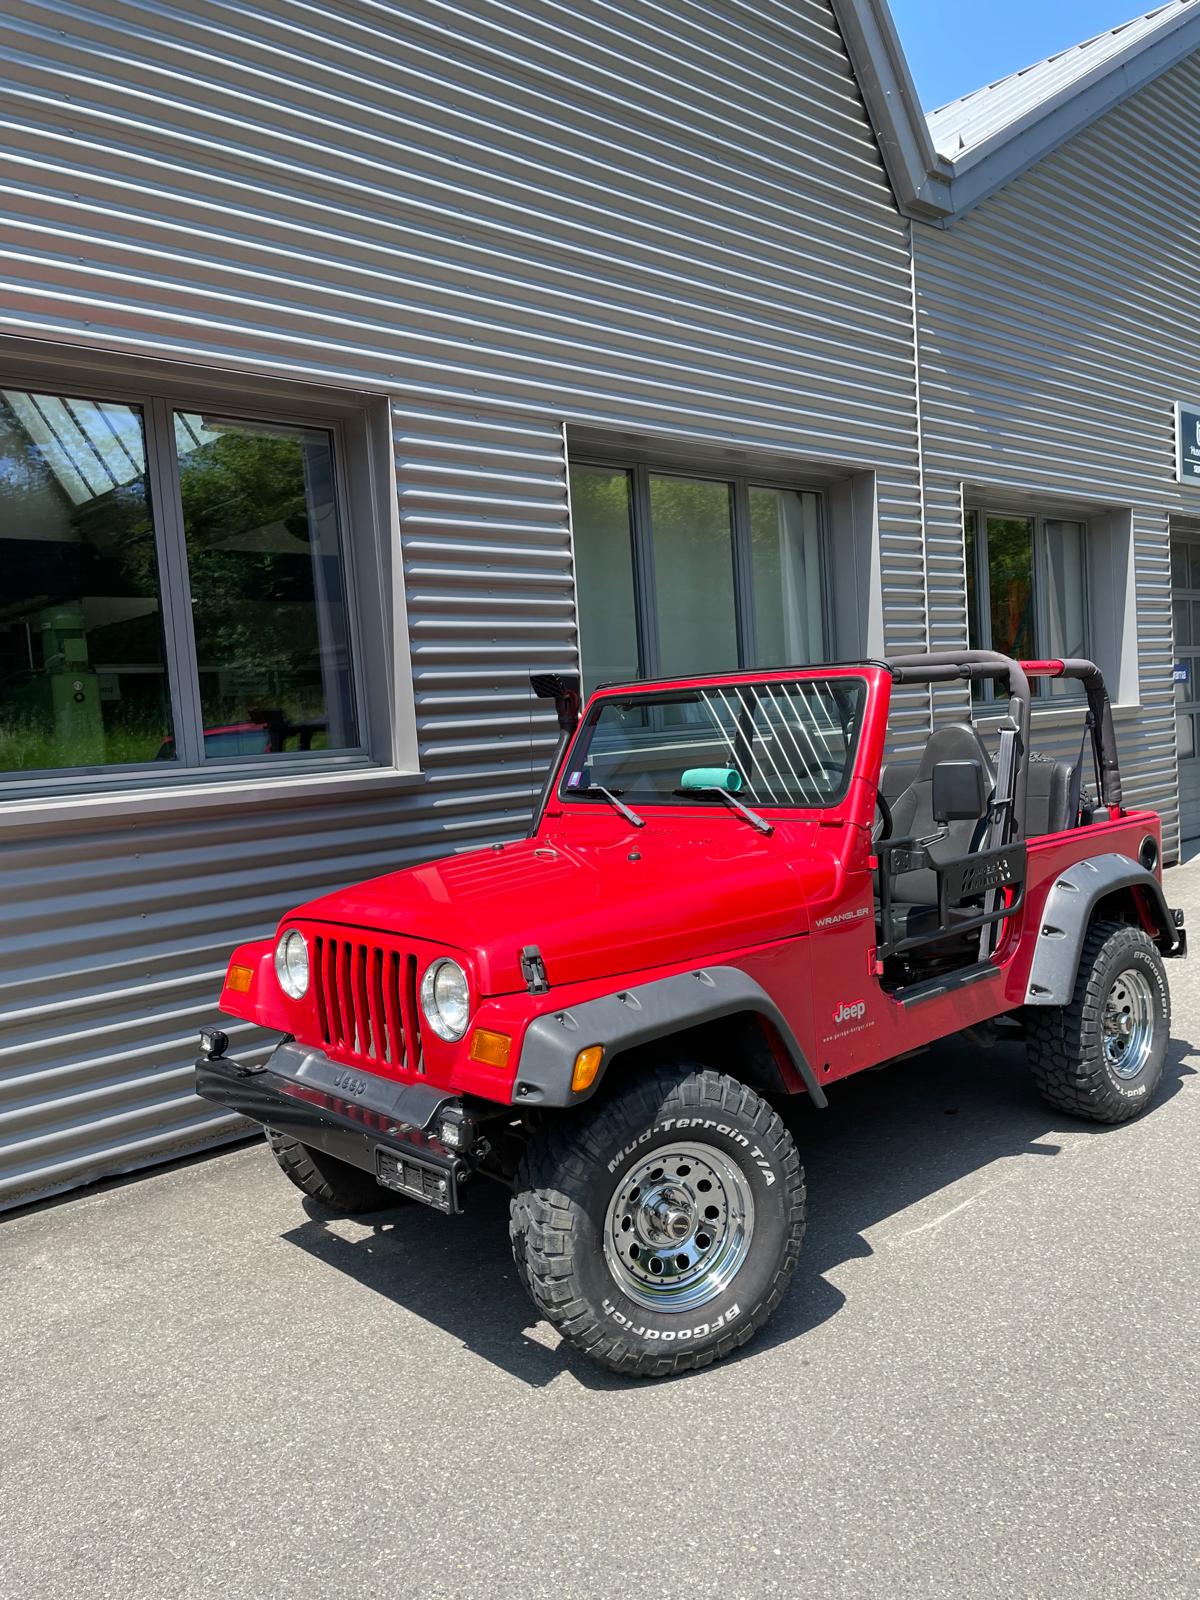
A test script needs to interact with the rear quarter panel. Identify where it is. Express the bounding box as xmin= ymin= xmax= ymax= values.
xmin=1000 ymin=811 xmax=1164 ymax=1007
